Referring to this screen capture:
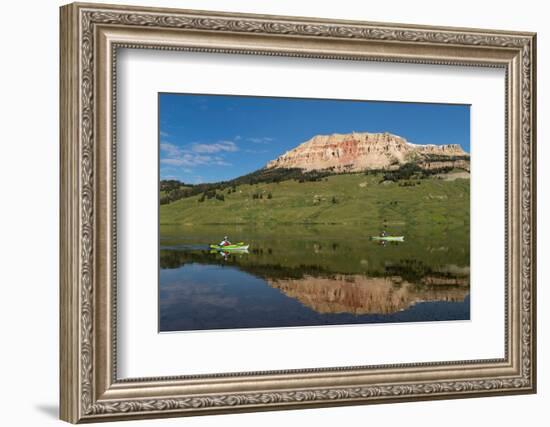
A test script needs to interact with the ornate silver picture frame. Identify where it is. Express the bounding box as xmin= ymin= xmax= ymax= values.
xmin=60 ymin=2 xmax=536 ymax=423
